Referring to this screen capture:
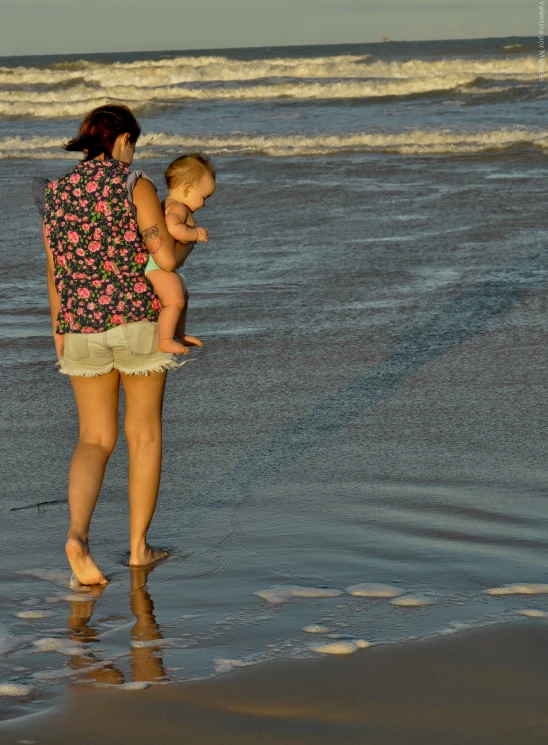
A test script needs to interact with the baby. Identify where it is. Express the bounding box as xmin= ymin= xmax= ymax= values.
xmin=147 ymin=153 xmax=216 ymax=354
